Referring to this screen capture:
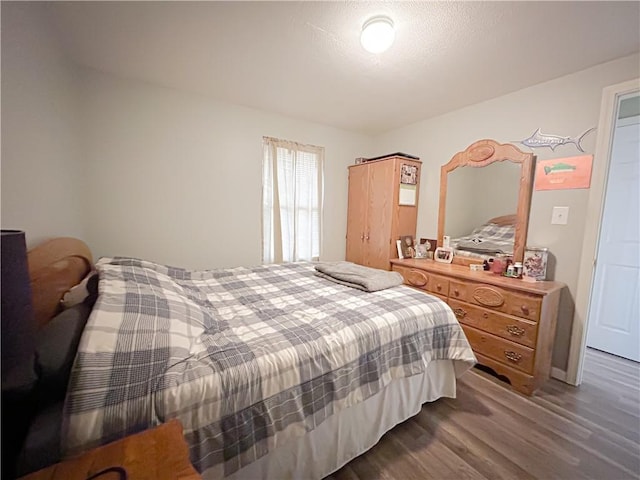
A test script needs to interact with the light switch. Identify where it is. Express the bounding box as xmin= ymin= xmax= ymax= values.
xmin=551 ymin=206 xmax=569 ymax=225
